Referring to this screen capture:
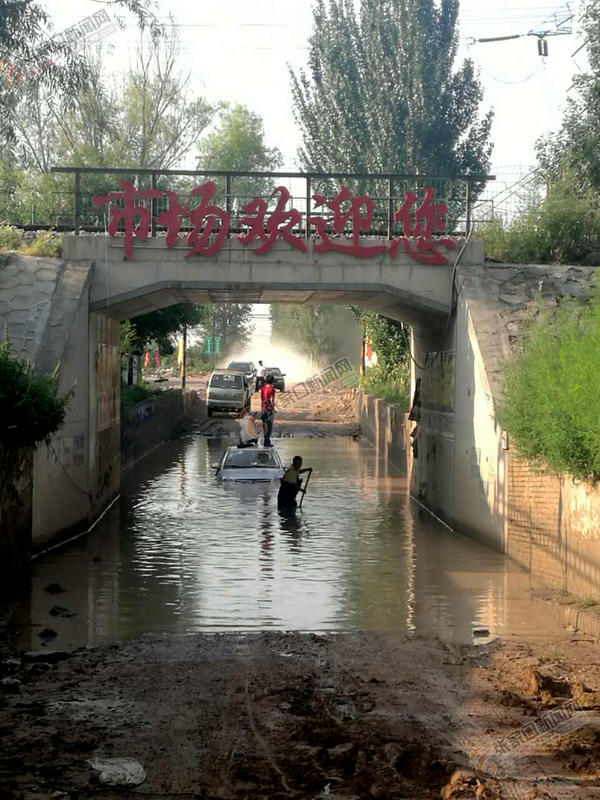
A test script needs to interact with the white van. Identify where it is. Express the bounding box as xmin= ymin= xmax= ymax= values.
xmin=206 ymin=370 xmax=251 ymax=417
